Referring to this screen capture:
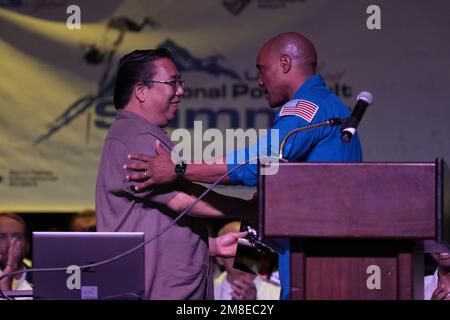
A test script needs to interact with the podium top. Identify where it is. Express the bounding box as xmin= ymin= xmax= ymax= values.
xmin=259 ymin=161 xmax=448 ymax=241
